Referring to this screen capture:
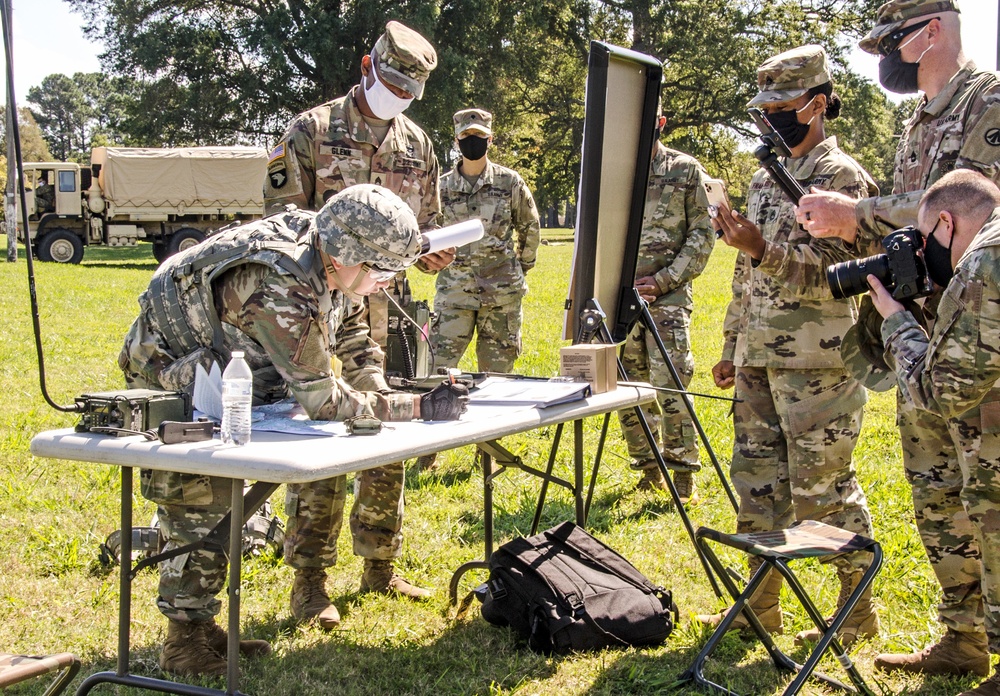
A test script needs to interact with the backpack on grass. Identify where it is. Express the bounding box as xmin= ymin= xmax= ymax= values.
xmin=480 ymin=521 xmax=677 ymax=654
